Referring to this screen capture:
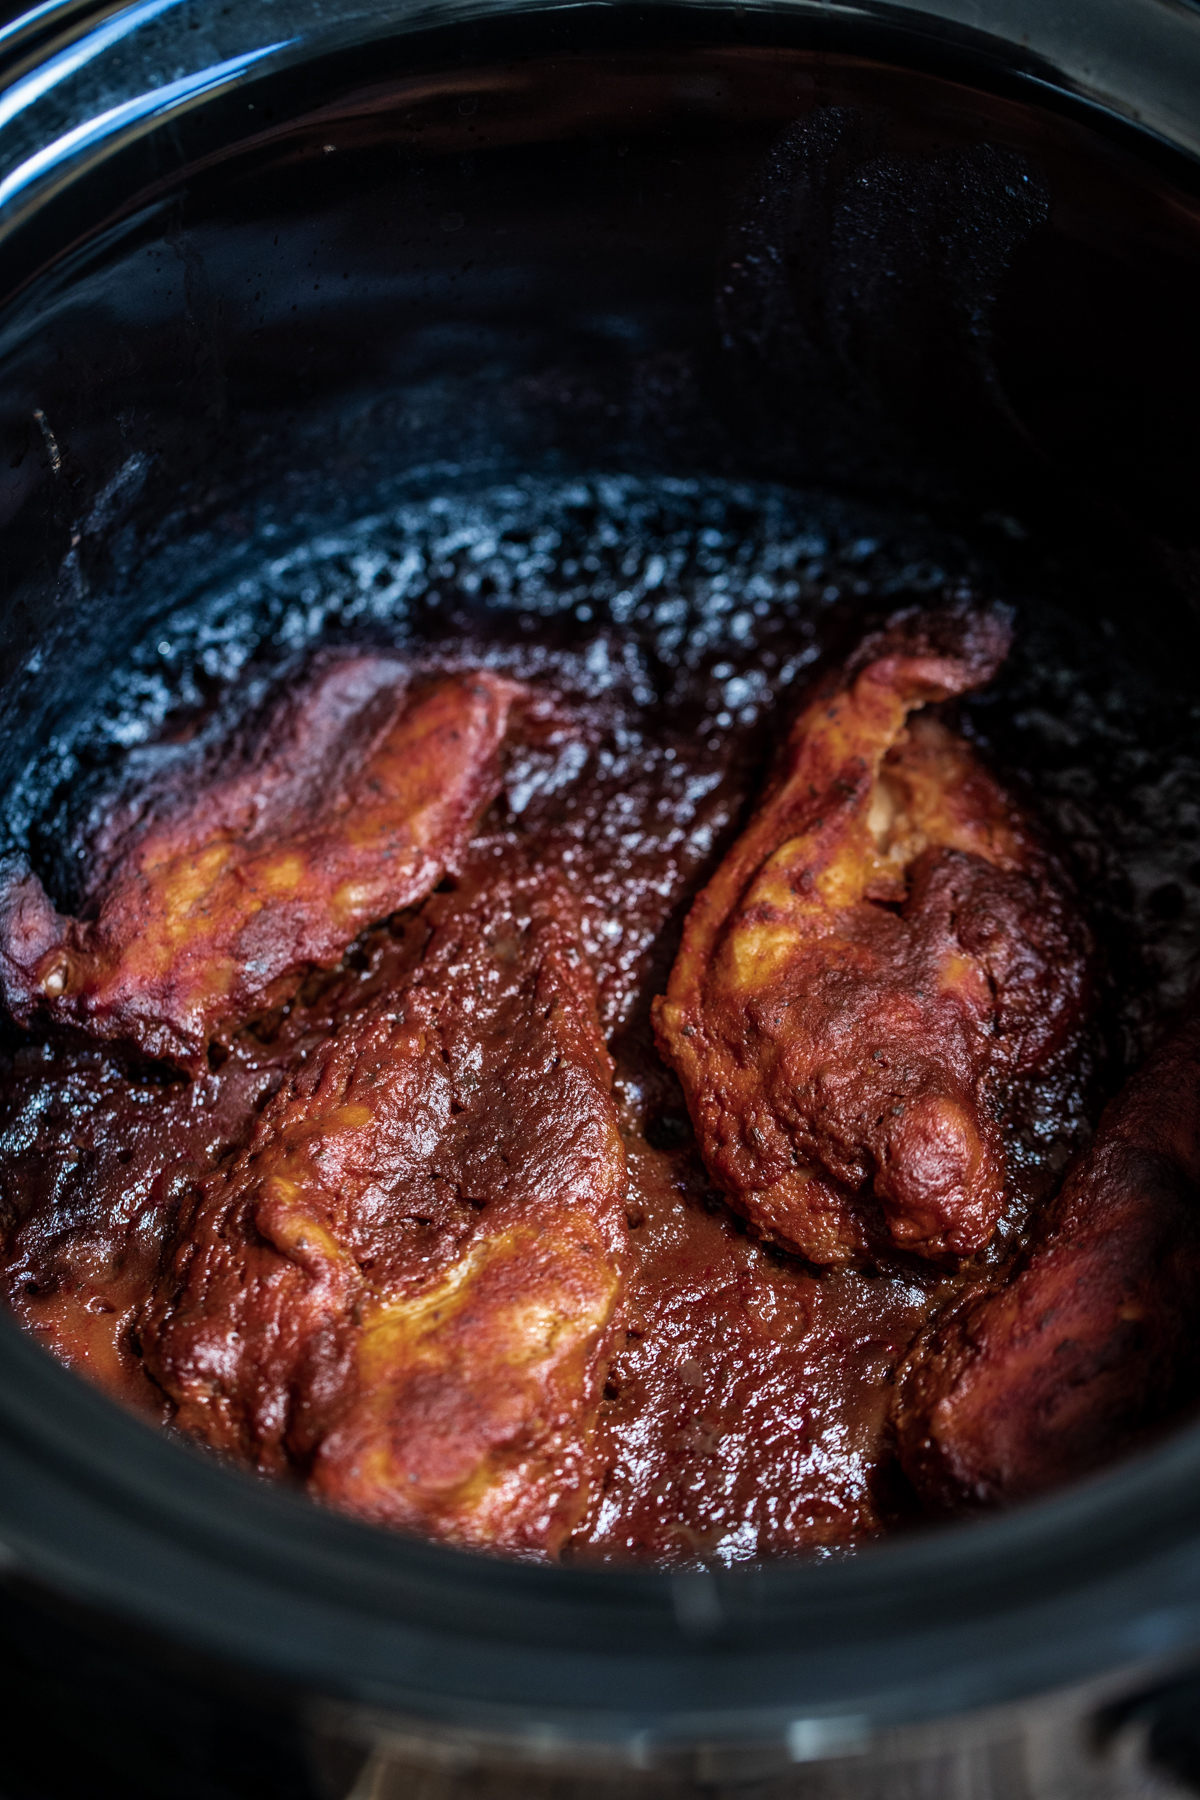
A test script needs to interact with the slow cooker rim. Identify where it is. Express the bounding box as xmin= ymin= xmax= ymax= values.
xmin=3 ymin=0 xmax=1200 ymax=296
xmin=3 ymin=1300 xmax=1200 ymax=1736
